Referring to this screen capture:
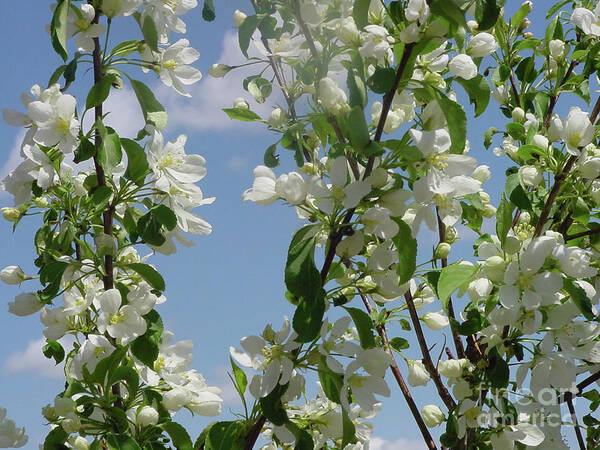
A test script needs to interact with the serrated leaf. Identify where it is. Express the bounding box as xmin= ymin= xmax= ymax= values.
xmin=344 ymin=307 xmax=375 ymax=349
xmin=161 ymin=422 xmax=193 ymax=450
xmin=86 ymin=74 xmax=117 ymax=110
xmin=391 ymin=218 xmax=417 ymax=284
xmin=475 ymin=0 xmax=501 ymax=30
xmin=125 ymin=263 xmax=165 ymax=291
xmin=318 ymin=356 xmax=343 ymax=404
xmin=435 ymin=91 xmax=466 ymax=154
xmin=130 ymin=78 xmax=168 ymax=130
xmin=222 ymin=107 xmax=262 ymax=122
xmin=438 ymin=263 xmax=478 ymax=312
xmin=131 ymin=333 xmax=159 ymax=367
xmin=496 ymin=194 xmax=514 ymax=248
xmin=97 ymin=124 xmax=122 ymax=173
xmin=50 ymin=0 xmax=70 ymax=61
xmin=352 ymin=0 xmax=370 ymax=29
xmin=259 ymin=383 xmax=288 ymax=426
xmin=564 ymin=279 xmax=595 ymax=320
xmin=141 ymin=16 xmax=158 ymax=52
xmin=455 ymin=75 xmax=490 ymax=117
xmin=121 ymin=138 xmax=149 ymax=185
